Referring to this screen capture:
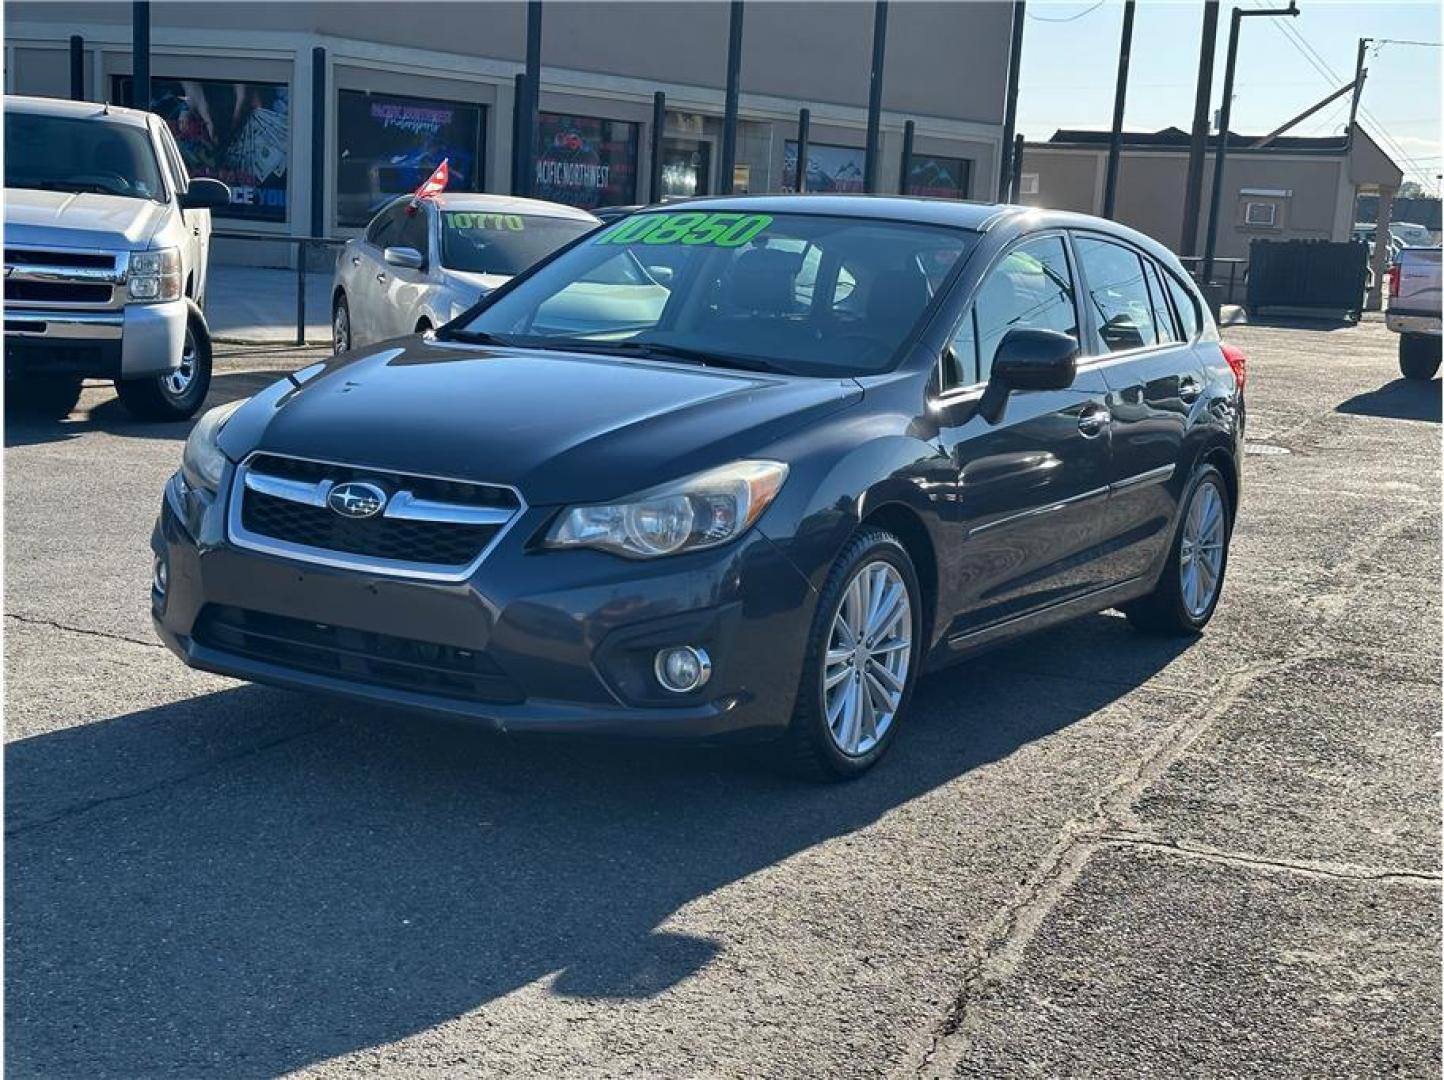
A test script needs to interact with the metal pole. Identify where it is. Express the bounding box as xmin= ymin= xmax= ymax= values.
xmin=69 ymin=36 xmax=84 ymax=100
xmin=1102 ymin=0 xmax=1136 ymax=219
xmin=649 ymin=91 xmax=666 ymax=202
xmin=511 ymin=73 xmax=526 ymax=195
xmin=295 ymin=244 xmax=306 ymax=347
xmin=521 ymin=0 xmax=543 ymax=197
xmin=132 ymin=1 xmax=150 ymax=110
xmin=1010 ymin=132 xmax=1024 ymax=201
xmin=1202 ymin=3 xmax=1298 ymax=283
xmin=310 ymin=47 xmax=326 ymax=240
xmin=1346 ymin=37 xmax=1369 ymax=145
xmin=899 ymin=119 xmax=915 ymax=196
xmin=998 ymin=0 xmax=1026 ymax=201
xmin=1181 ymin=1 xmax=1220 ymax=255
xmin=719 ymin=0 xmax=744 ymax=194
xmin=863 ymin=0 xmax=888 ymax=193
xmin=795 ymin=108 xmax=811 ymax=193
